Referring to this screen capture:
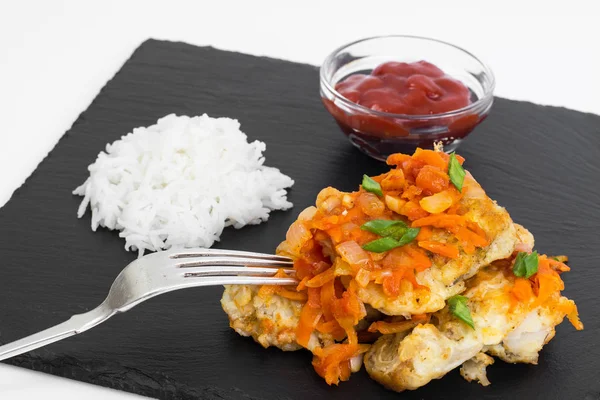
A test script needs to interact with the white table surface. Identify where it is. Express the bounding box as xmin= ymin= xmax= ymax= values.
xmin=0 ymin=0 xmax=598 ymax=398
